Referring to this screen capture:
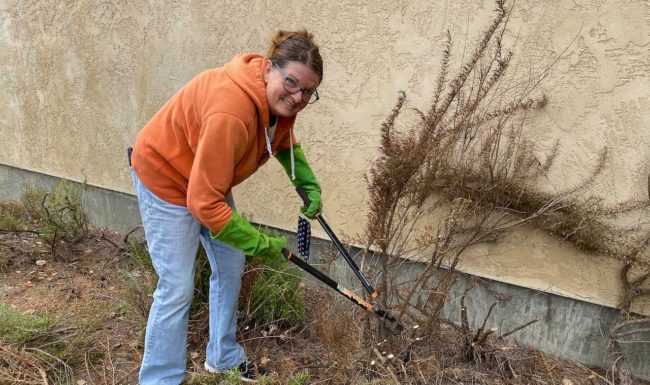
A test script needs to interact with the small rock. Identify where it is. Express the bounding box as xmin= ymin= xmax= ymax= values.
xmin=0 ymin=284 xmax=9 ymax=294
xmin=36 ymin=260 xmax=47 ymax=267
xmin=562 ymin=379 xmax=574 ymax=385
